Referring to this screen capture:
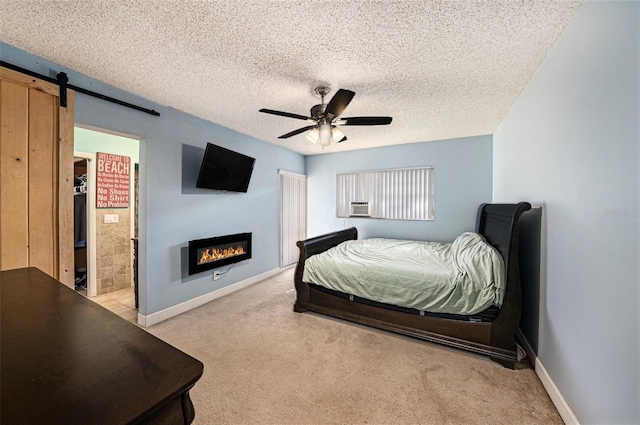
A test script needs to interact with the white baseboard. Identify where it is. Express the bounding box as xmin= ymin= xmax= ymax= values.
xmin=535 ymin=357 xmax=580 ymax=425
xmin=138 ymin=267 xmax=284 ymax=327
